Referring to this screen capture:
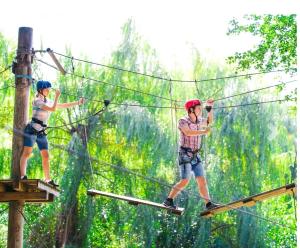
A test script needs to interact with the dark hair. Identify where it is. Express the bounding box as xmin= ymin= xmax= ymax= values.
xmin=36 ymin=89 xmax=47 ymax=103
xmin=188 ymin=104 xmax=201 ymax=114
